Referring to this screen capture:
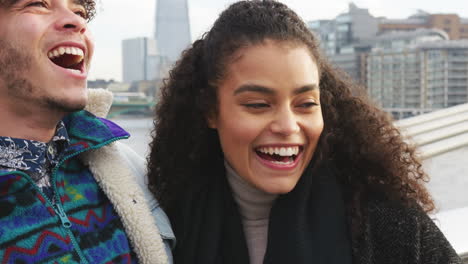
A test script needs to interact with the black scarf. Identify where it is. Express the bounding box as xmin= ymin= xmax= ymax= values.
xmin=171 ymin=163 xmax=353 ymax=264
